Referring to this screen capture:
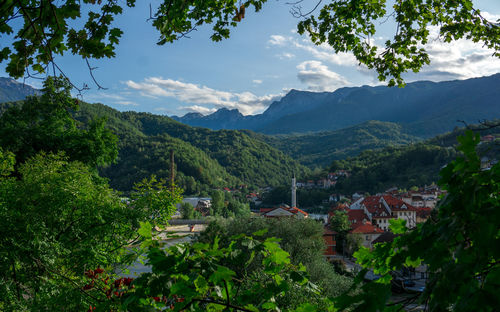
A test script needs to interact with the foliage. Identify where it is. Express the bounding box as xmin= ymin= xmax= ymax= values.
xmin=257 ymin=120 xmax=420 ymax=168
xmin=180 ymin=202 xmax=201 ymax=219
xmin=75 ymin=104 xmax=308 ymax=193
xmin=0 ymin=152 xmax=181 ymax=310
xmin=131 ymin=176 xmax=183 ymax=226
xmin=2 ymin=1 xmax=499 ymax=86
xmin=0 ymin=77 xmax=118 ymax=168
xmin=298 ymin=0 xmax=500 ymax=86
xmin=119 ymin=229 xmax=333 ymax=312
xmin=334 ymin=142 xmax=458 ymax=194
xmin=199 ymin=218 xmax=353 ymax=301
xmin=329 ymin=211 xmax=351 ymax=253
xmin=340 ymin=130 xmax=500 ymax=311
